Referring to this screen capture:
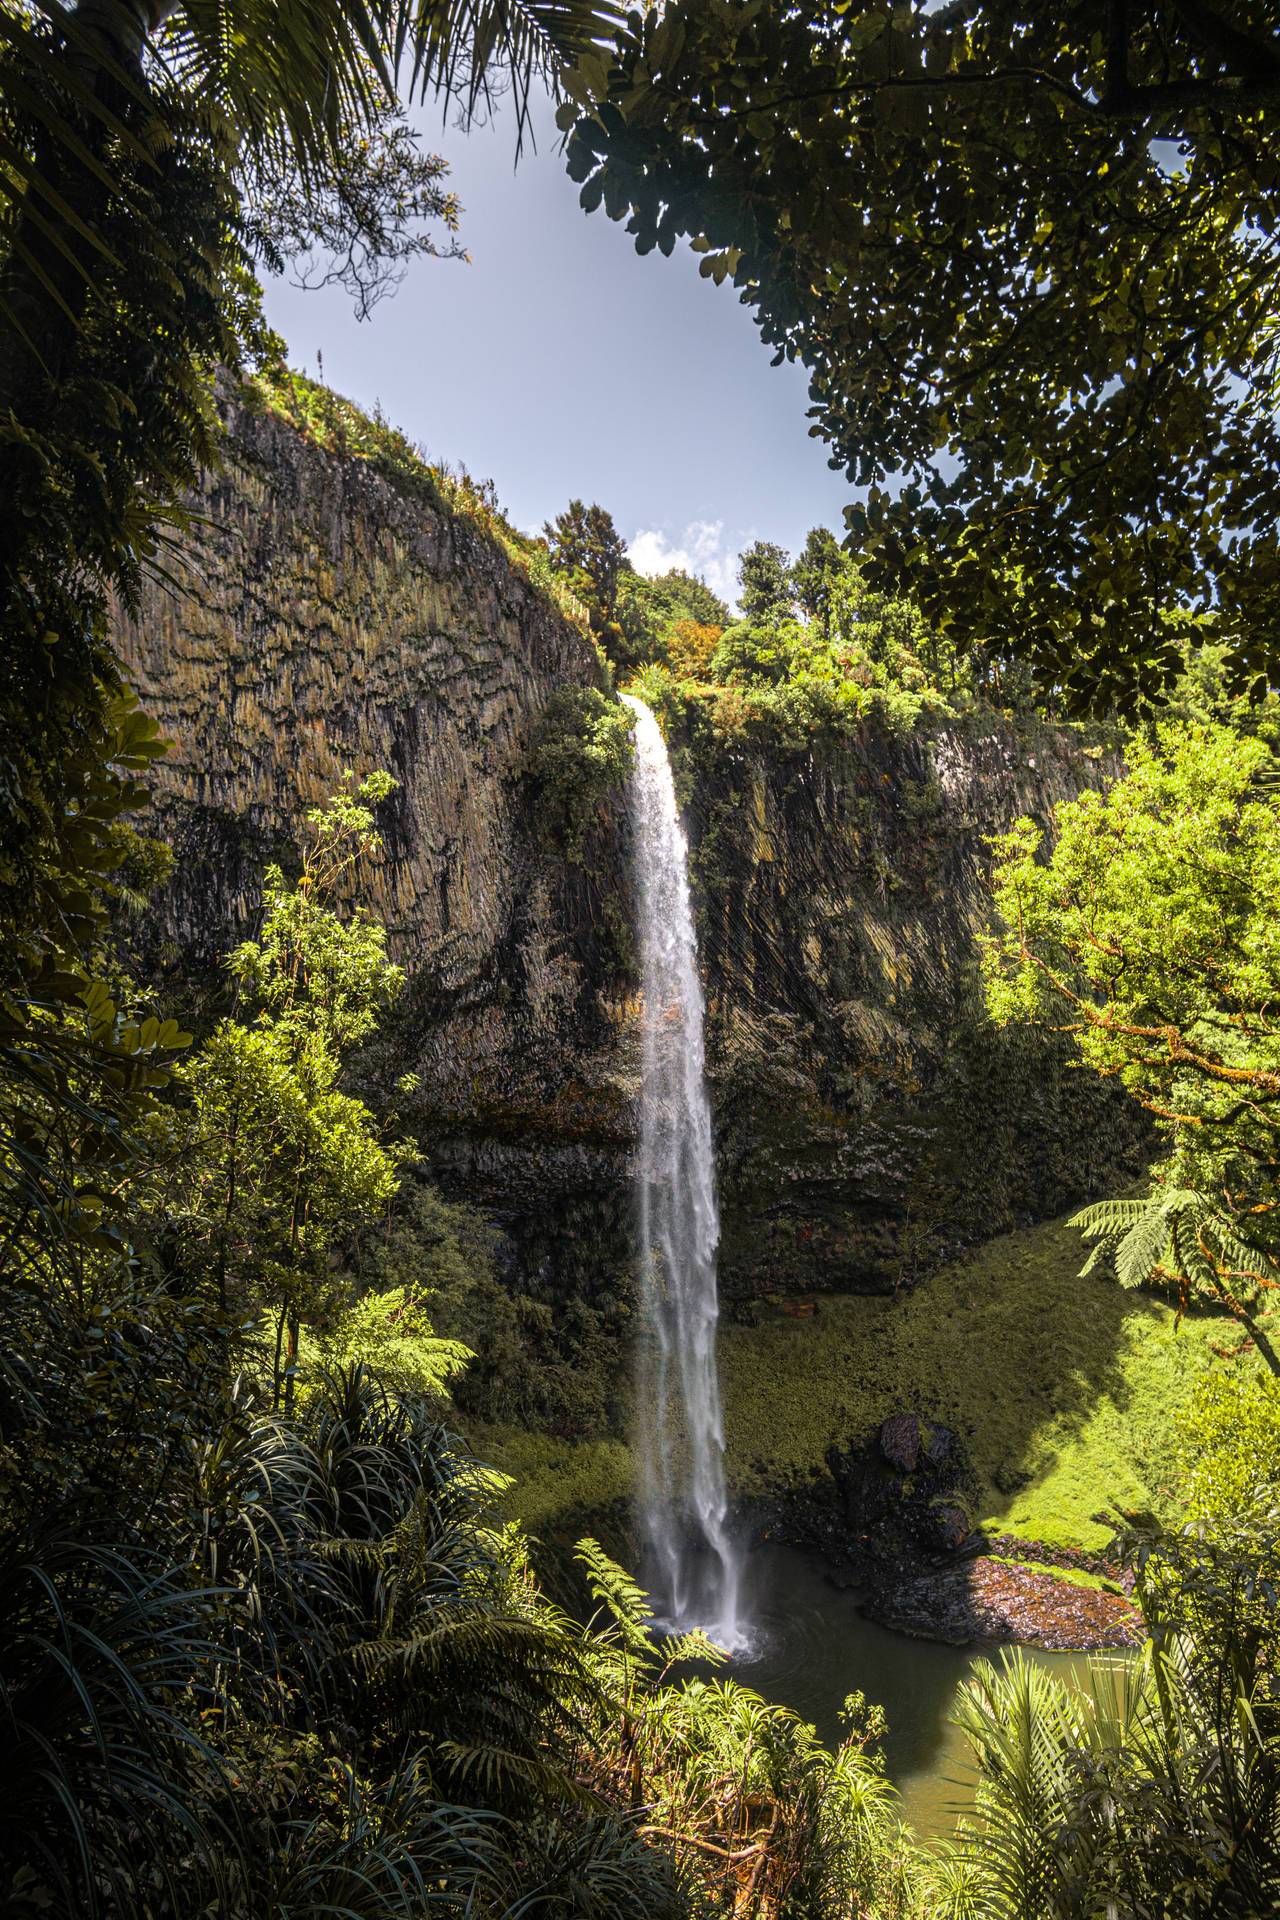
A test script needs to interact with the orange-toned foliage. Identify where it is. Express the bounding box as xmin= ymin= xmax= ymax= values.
xmin=666 ymin=619 xmax=722 ymax=678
